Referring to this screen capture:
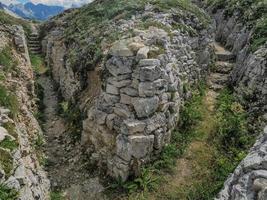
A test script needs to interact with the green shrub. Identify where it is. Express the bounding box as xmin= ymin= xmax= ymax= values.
xmin=50 ymin=191 xmax=64 ymax=200
xmin=0 ymin=137 xmax=17 ymax=151
xmin=0 ymin=184 xmax=18 ymax=200
xmin=59 ymin=101 xmax=83 ymax=141
xmin=0 ymin=148 xmax=13 ymax=176
xmin=0 ymin=46 xmax=18 ymax=73
xmin=215 ymin=89 xmax=253 ymax=153
xmin=0 ymin=85 xmax=19 ymax=118
xmin=30 ymin=54 xmax=47 ymax=75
